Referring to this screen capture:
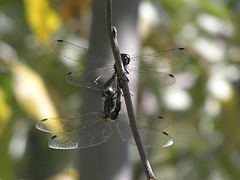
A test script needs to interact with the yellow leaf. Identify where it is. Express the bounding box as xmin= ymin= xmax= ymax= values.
xmin=23 ymin=0 xmax=61 ymax=44
xmin=0 ymin=42 xmax=59 ymax=132
xmin=11 ymin=62 xmax=58 ymax=120
xmin=0 ymin=88 xmax=12 ymax=137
